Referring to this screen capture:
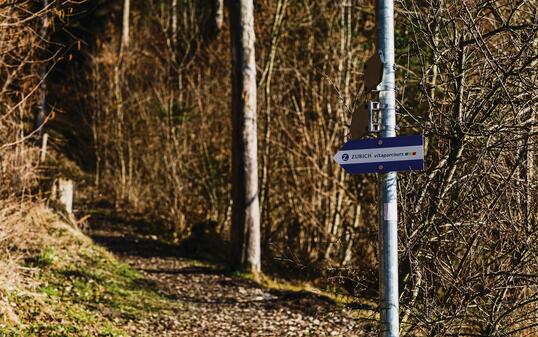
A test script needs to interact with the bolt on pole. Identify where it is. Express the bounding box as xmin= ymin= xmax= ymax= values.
xmin=376 ymin=0 xmax=399 ymax=336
